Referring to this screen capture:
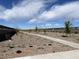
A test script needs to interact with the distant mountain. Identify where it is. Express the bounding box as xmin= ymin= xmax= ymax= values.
xmin=0 ymin=25 xmax=15 ymax=30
